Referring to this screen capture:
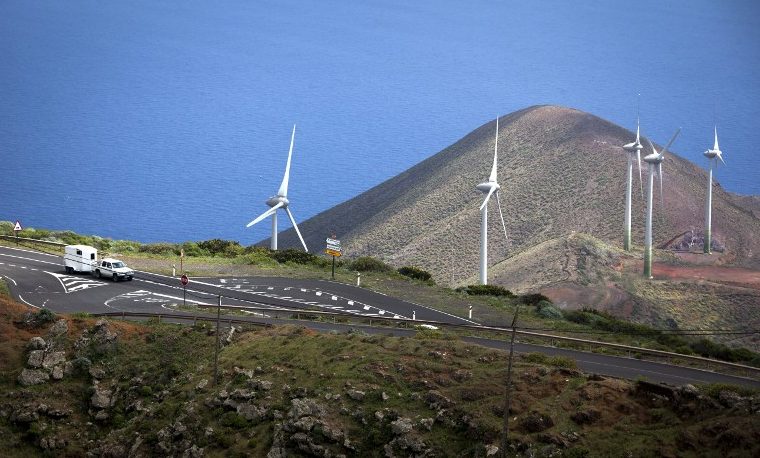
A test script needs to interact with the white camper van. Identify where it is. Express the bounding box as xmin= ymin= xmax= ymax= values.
xmin=64 ymin=245 xmax=98 ymax=274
